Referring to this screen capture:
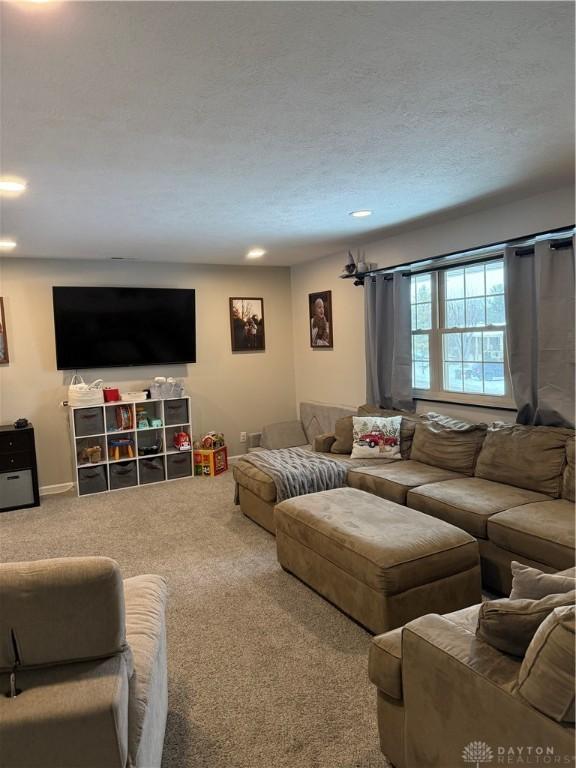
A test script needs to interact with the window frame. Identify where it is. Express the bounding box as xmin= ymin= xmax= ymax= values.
xmin=411 ymin=255 xmax=515 ymax=408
